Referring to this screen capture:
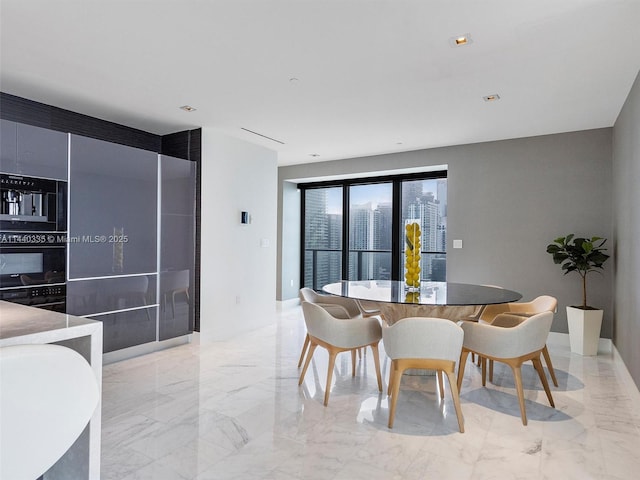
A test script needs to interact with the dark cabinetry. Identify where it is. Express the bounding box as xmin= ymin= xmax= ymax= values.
xmin=0 ymin=120 xmax=68 ymax=180
xmin=159 ymin=155 xmax=196 ymax=340
xmin=68 ymin=135 xmax=157 ymax=278
xmin=67 ymin=135 xmax=159 ymax=353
